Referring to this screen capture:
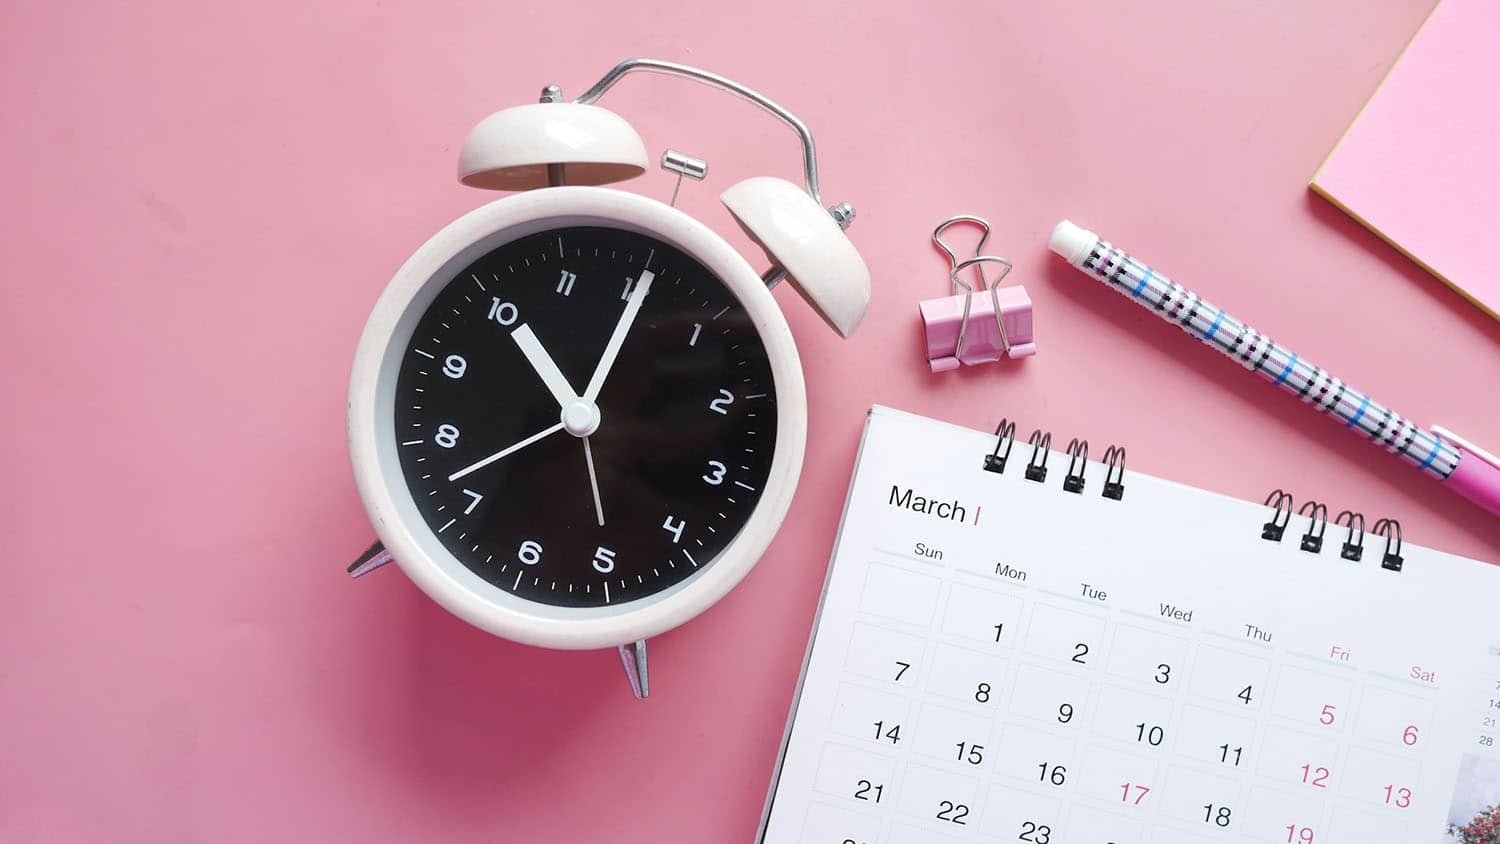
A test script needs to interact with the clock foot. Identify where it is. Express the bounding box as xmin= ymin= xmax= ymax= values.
xmin=617 ymin=639 xmax=649 ymax=700
xmin=346 ymin=540 xmax=395 ymax=578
